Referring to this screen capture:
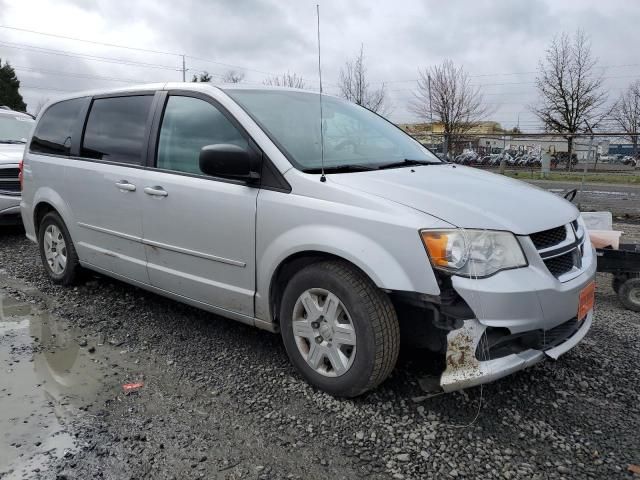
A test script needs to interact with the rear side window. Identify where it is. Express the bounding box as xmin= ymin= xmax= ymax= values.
xmin=81 ymin=95 xmax=153 ymax=165
xmin=30 ymin=98 xmax=85 ymax=155
xmin=157 ymin=95 xmax=248 ymax=175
